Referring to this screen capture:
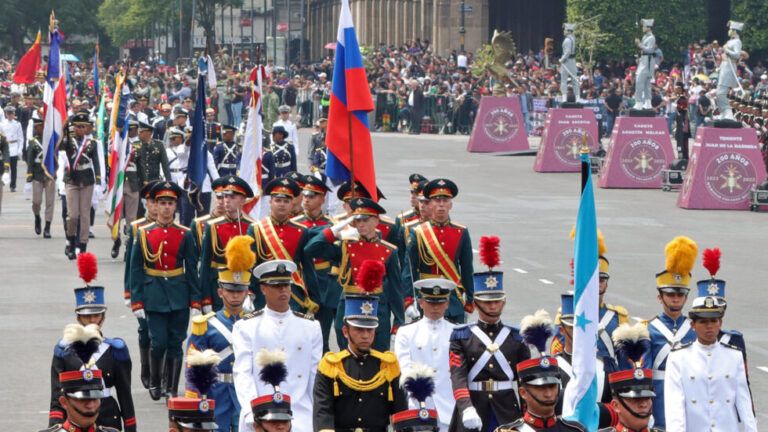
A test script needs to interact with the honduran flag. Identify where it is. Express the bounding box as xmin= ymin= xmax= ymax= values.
xmin=325 ymin=0 xmax=377 ymax=201
xmin=562 ymin=148 xmax=600 ymax=430
xmin=241 ymin=65 xmax=267 ymax=218
xmin=41 ymin=24 xmax=67 ymax=178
